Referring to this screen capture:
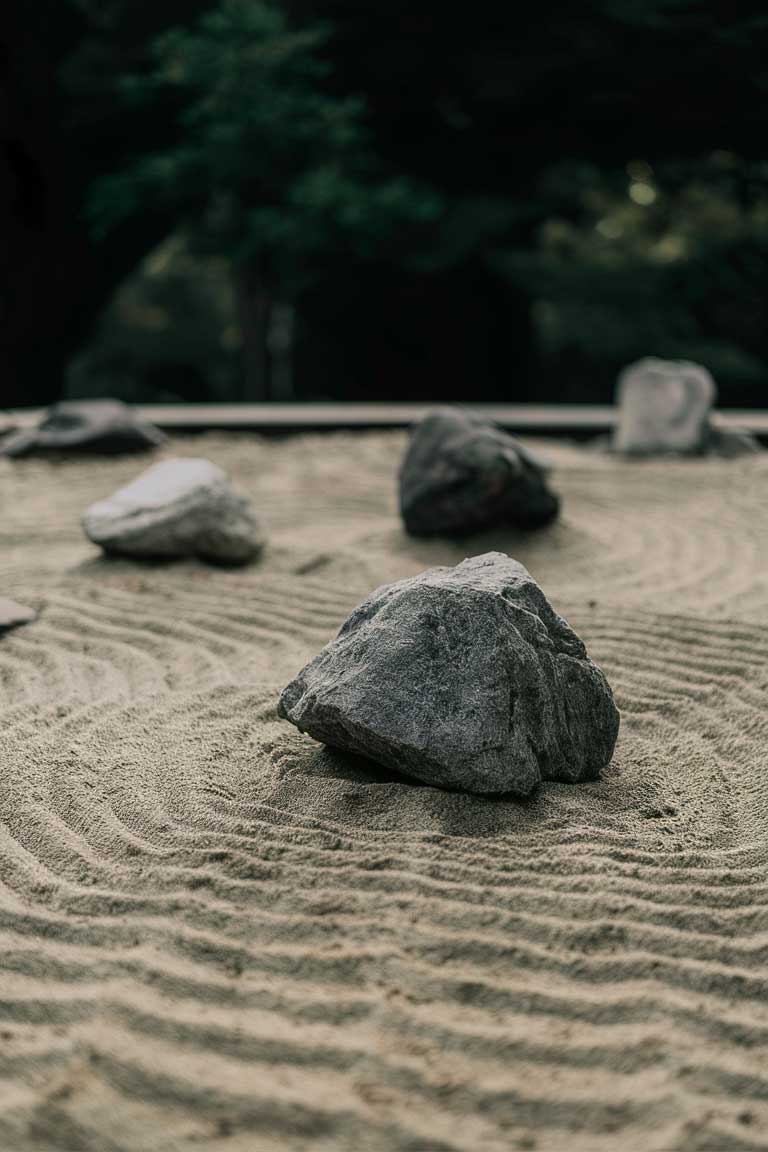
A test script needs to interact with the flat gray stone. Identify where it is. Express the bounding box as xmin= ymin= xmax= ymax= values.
xmin=83 ymin=458 xmax=266 ymax=564
xmin=614 ymin=359 xmax=715 ymax=455
xmin=279 ymin=552 xmax=619 ymax=795
xmin=399 ymin=408 xmax=559 ymax=536
xmin=708 ymin=425 xmax=763 ymax=458
xmin=0 ymin=399 xmax=165 ymax=457
xmin=0 ymin=599 xmax=36 ymax=631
